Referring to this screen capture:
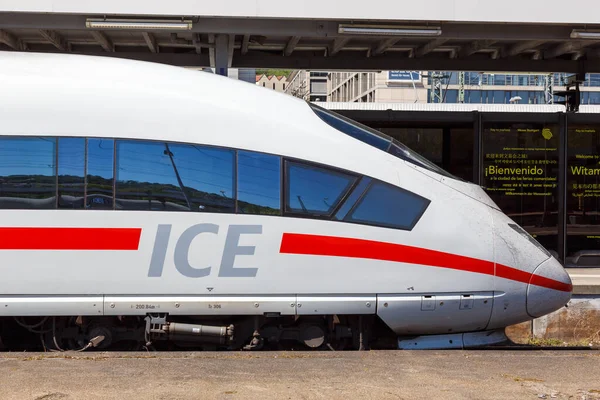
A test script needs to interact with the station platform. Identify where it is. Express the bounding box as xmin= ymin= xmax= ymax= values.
xmin=567 ymin=268 xmax=600 ymax=294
